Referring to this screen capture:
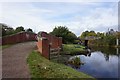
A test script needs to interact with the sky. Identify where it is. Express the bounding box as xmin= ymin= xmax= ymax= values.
xmin=0 ymin=1 xmax=119 ymax=36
